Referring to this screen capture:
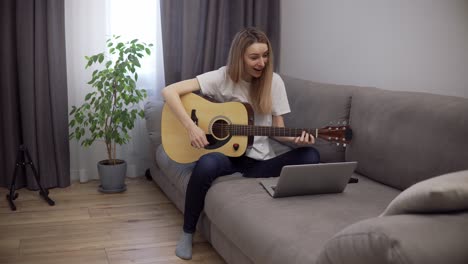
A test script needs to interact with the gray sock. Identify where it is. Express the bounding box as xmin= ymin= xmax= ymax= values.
xmin=175 ymin=231 xmax=193 ymax=260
